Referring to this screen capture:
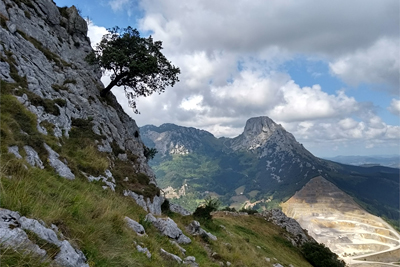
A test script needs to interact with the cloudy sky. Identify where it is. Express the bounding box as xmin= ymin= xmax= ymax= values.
xmin=54 ymin=0 xmax=399 ymax=157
